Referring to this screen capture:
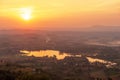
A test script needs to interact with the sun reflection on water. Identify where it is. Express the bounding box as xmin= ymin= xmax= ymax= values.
xmin=86 ymin=57 xmax=117 ymax=68
xmin=20 ymin=50 xmax=74 ymax=60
